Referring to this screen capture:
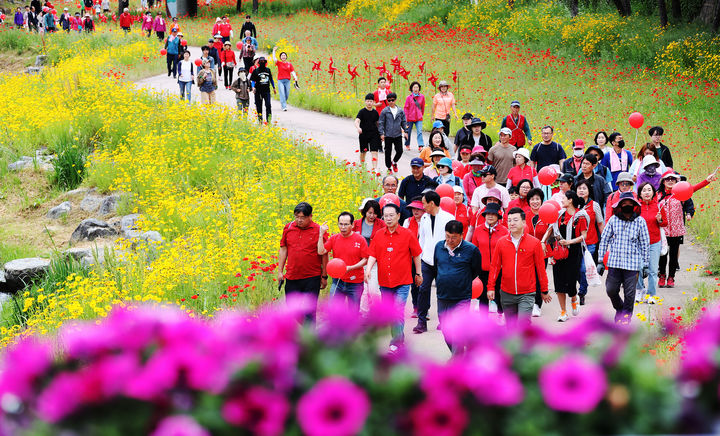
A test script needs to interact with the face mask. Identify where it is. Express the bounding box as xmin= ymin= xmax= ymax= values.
xmin=645 ymin=165 xmax=657 ymax=176
xmin=617 ymin=140 xmax=626 ymax=149
xmin=472 ymin=170 xmax=482 ymax=177
xmin=573 ymin=150 xmax=583 ymax=158
xmin=621 ymin=205 xmax=634 ymax=214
